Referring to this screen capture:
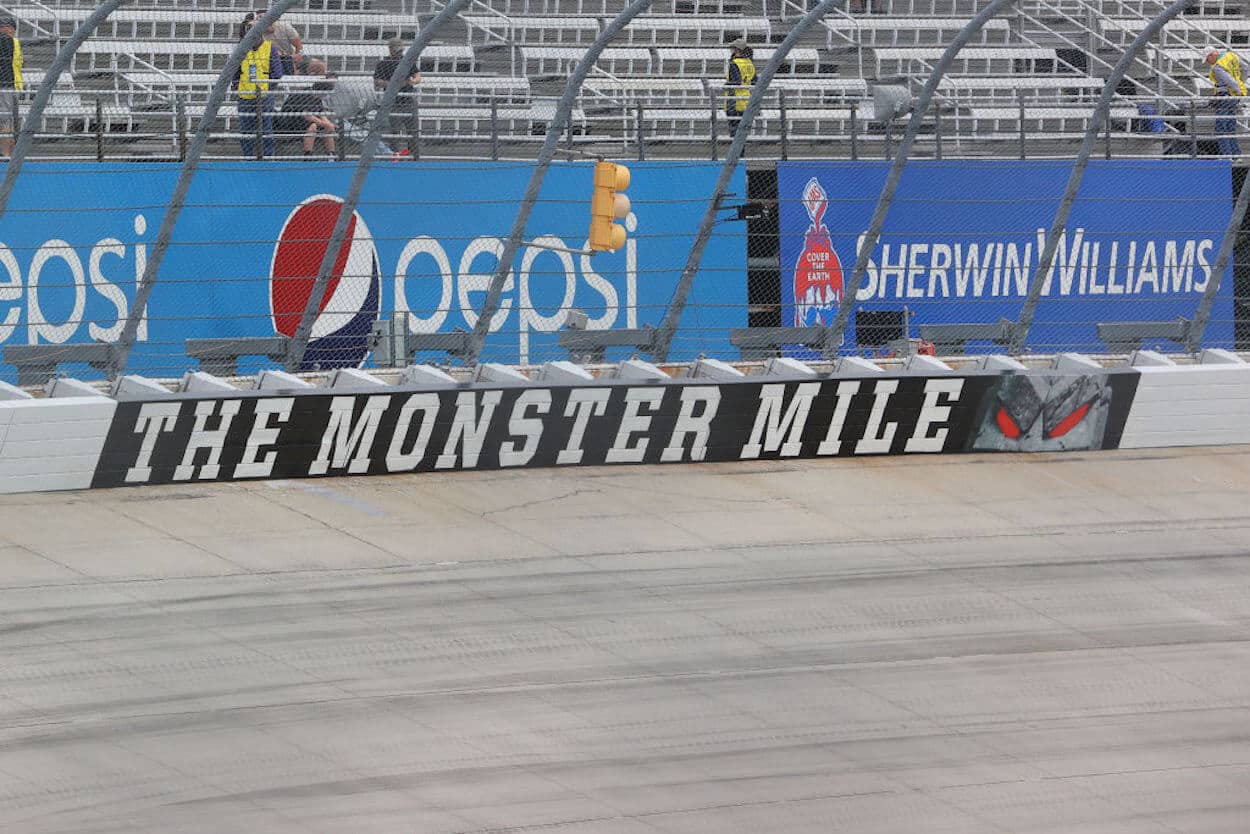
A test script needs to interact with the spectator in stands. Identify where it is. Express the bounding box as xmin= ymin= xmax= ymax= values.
xmin=258 ymin=7 xmax=303 ymax=75
xmin=374 ymin=38 xmax=422 ymax=94
xmin=0 ymin=15 xmax=23 ymax=158
xmin=234 ymin=13 xmax=284 ymax=158
xmin=277 ymin=61 xmax=336 ymax=158
xmin=725 ymin=38 xmax=755 ymax=138
xmin=1133 ymin=102 xmax=1166 ymax=135
xmin=1207 ymin=47 xmax=1244 ymax=156
xmin=373 ymin=38 xmax=421 ymax=145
